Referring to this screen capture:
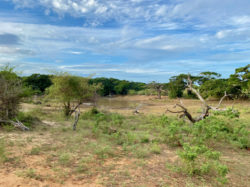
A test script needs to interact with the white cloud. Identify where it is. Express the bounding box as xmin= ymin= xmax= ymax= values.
xmin=231 ymin=16 xmax=250 ymax=25
xmin=69 ymin=51 xmax=83 ymax=55
xmin=215 ymin=30 xmax=231 ymax=39
xmin=1 ymin=0 xmax=250 ymax=81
